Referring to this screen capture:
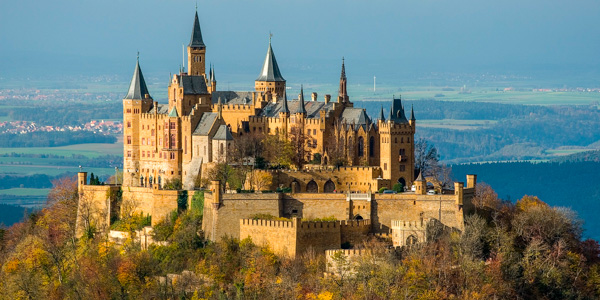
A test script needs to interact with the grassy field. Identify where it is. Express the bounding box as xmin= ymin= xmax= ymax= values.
xmin=0 ymin=188 xmax=51 ymax=196
xmin=418 ymin=119 xmax=498 ymax=130
xmin=0 ymin=140 xmax=123 ymax=158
